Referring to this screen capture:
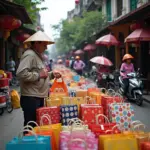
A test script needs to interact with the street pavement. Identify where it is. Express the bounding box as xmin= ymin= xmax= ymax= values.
xmin=0 ymin=88 xmax=150 ymax=150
